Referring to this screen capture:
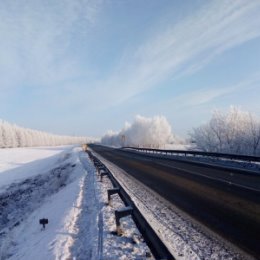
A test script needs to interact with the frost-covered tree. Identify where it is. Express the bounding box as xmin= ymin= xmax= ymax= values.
xmin=101 ymin=115 xmax=174 ymax=148
xmin=0 ymin=119 xmax=89 ymax=148
xmin=190 ymin=107 xmax=260 ymax=155
xmin=0 ymin=121 xmax=4 ymax=147
xmin=248 ymin=114 xmax=260 ymax=155
xmin=1 ymin=121 xmax=9 ymax=148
